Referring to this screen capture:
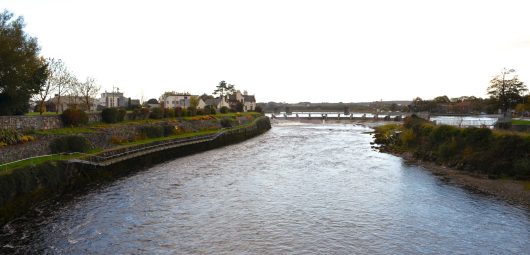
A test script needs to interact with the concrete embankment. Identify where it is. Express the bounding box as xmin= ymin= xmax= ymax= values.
xmin=0 ymin=117 xmax=271 ymax=225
